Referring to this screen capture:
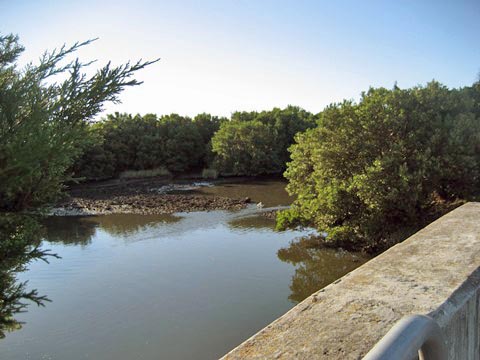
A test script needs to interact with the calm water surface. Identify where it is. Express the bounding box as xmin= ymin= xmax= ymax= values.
xmin=0 ymin=180 xmax=369 ymax=360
